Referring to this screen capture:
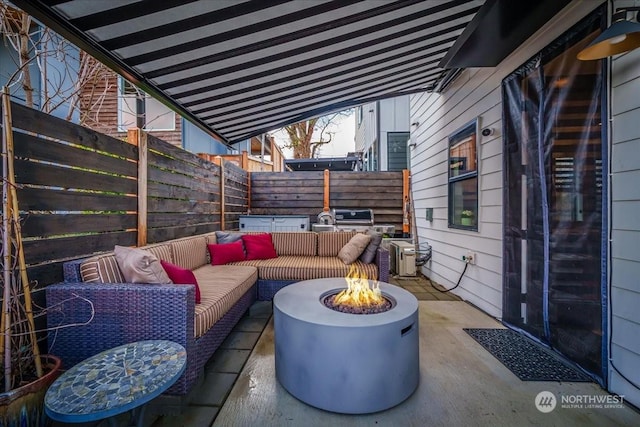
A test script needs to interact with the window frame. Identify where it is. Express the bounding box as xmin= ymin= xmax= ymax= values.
xmin=117 ymin=77 xmax=176 ymax=132
xmin=447 ymin=118 xmax=479 ymax=231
